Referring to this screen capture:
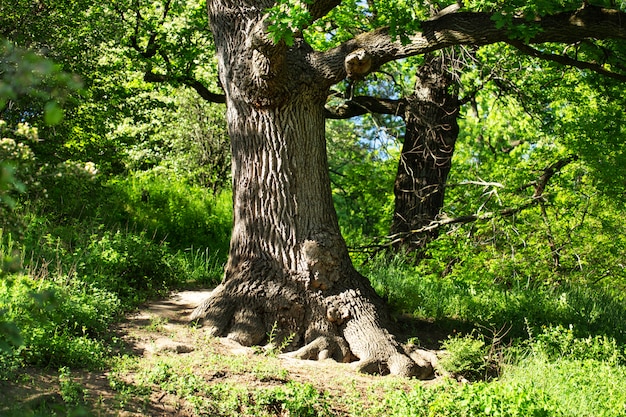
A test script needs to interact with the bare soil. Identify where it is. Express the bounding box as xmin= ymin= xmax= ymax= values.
xmin=0 ymin=290 xmax=445 ymax=416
